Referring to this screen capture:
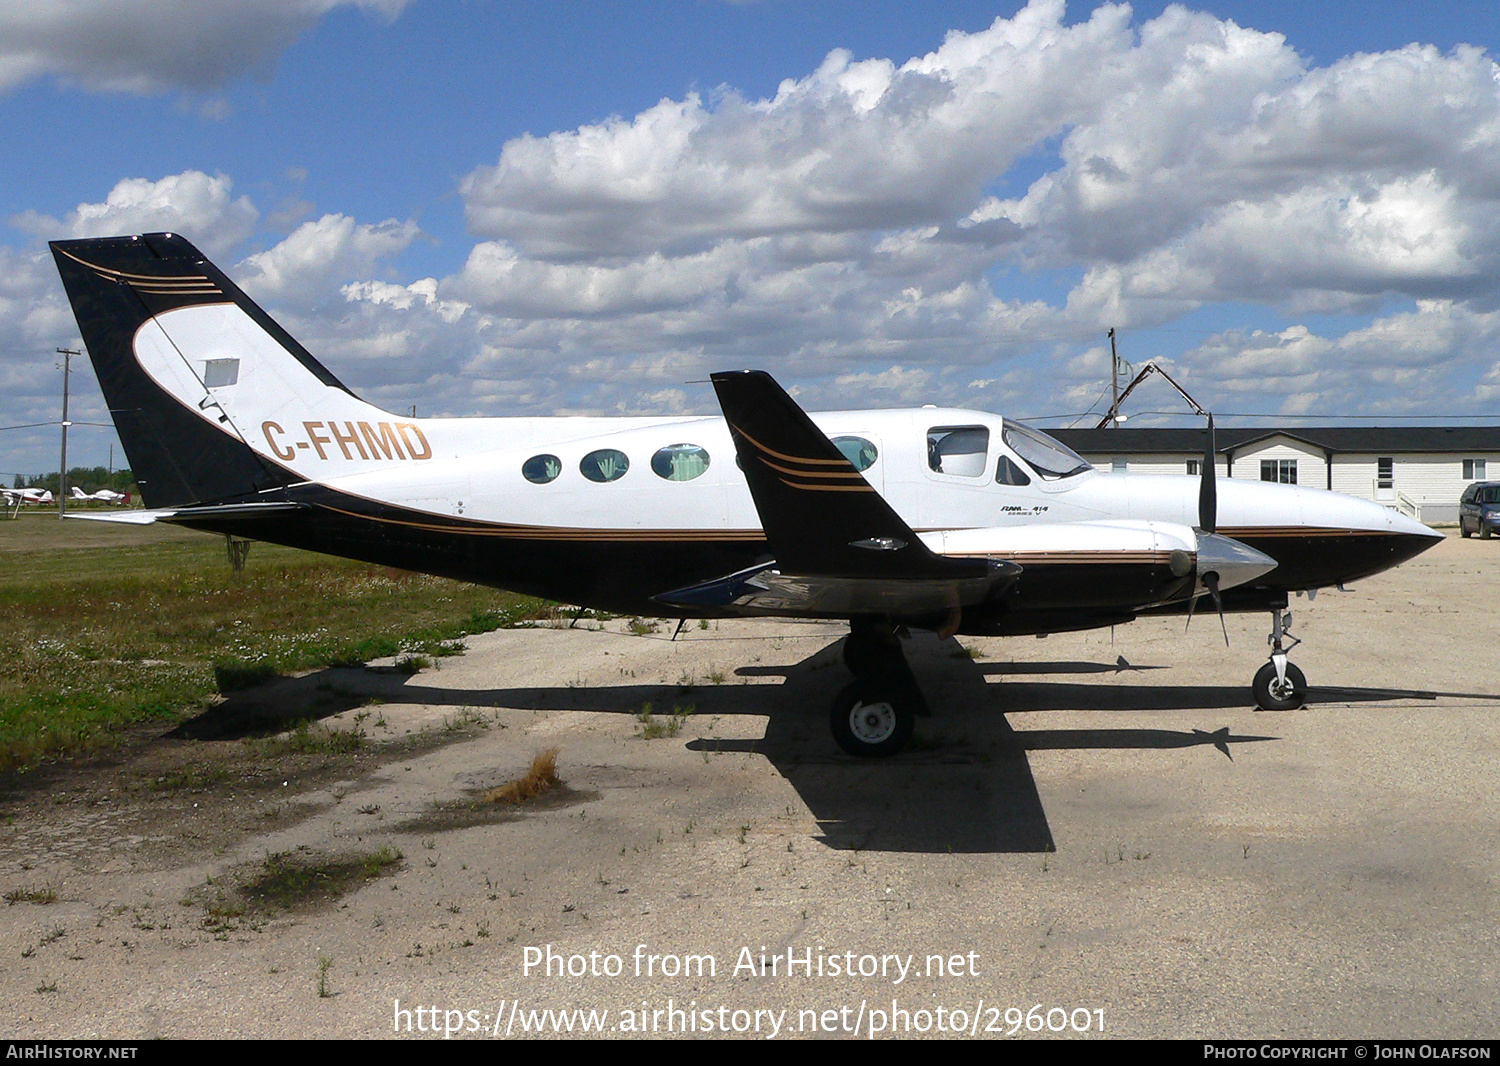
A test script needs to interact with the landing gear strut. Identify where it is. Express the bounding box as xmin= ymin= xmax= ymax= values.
xmin=830 ymin=618 xmax=928 ymax=757
xmin=1253 ymin=607 xmax=1306 ymax=711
